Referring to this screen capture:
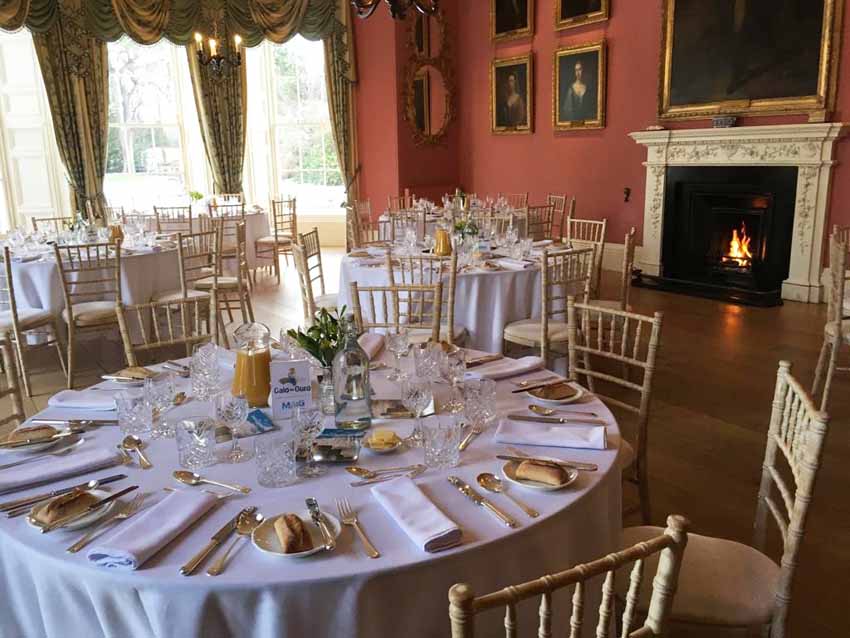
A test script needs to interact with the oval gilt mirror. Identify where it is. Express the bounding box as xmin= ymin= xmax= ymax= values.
xmin=405 ymin=59 xmax=454 ymax=146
